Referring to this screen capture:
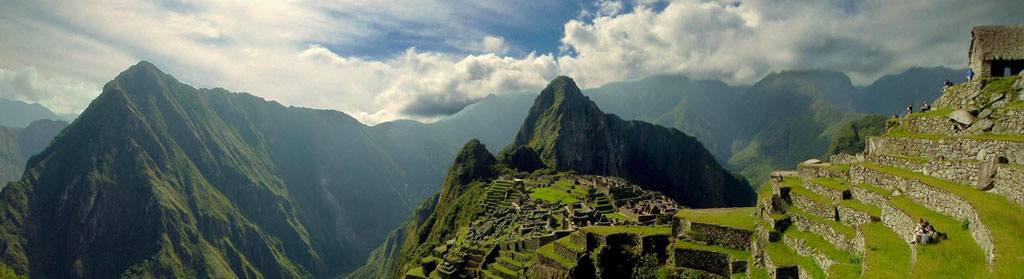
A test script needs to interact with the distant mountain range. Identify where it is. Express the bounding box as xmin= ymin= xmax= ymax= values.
xmin=0 ymin=98 xmax=68 ymax=128
xmin=0 ymin=61 xmax=963 ymax=278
